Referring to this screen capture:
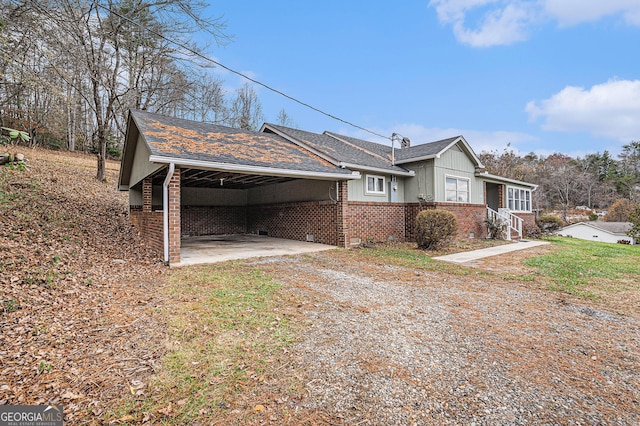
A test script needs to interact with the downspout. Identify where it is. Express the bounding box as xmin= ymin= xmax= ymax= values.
xmin=163 ymin=163 xmax=175 ymax=263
